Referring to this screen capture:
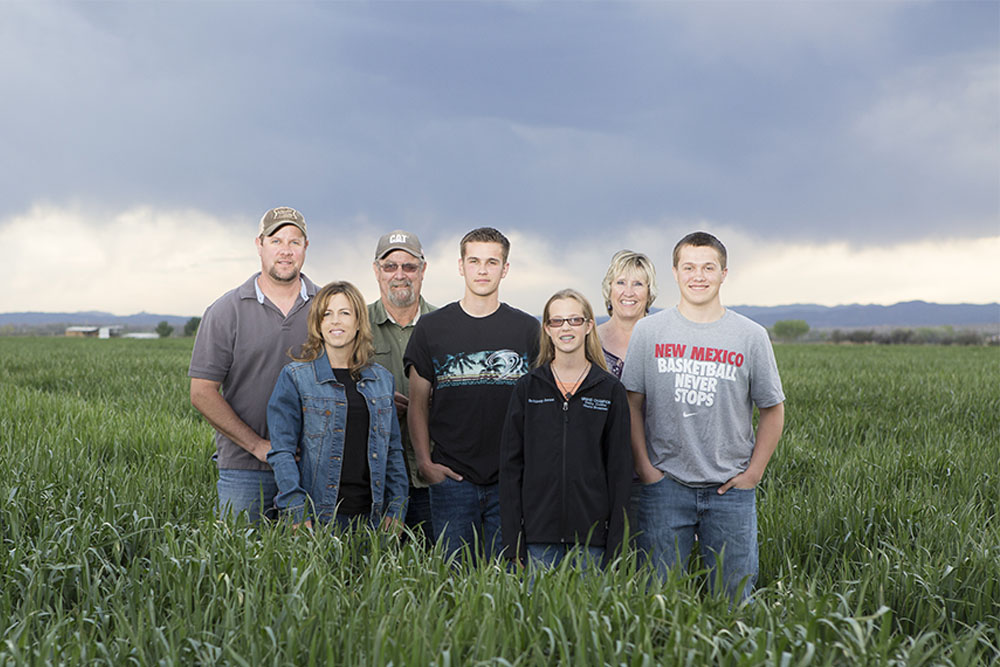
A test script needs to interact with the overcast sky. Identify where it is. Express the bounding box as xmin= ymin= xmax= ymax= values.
xmin=2 ymin=1 xmax=997 ymax=316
